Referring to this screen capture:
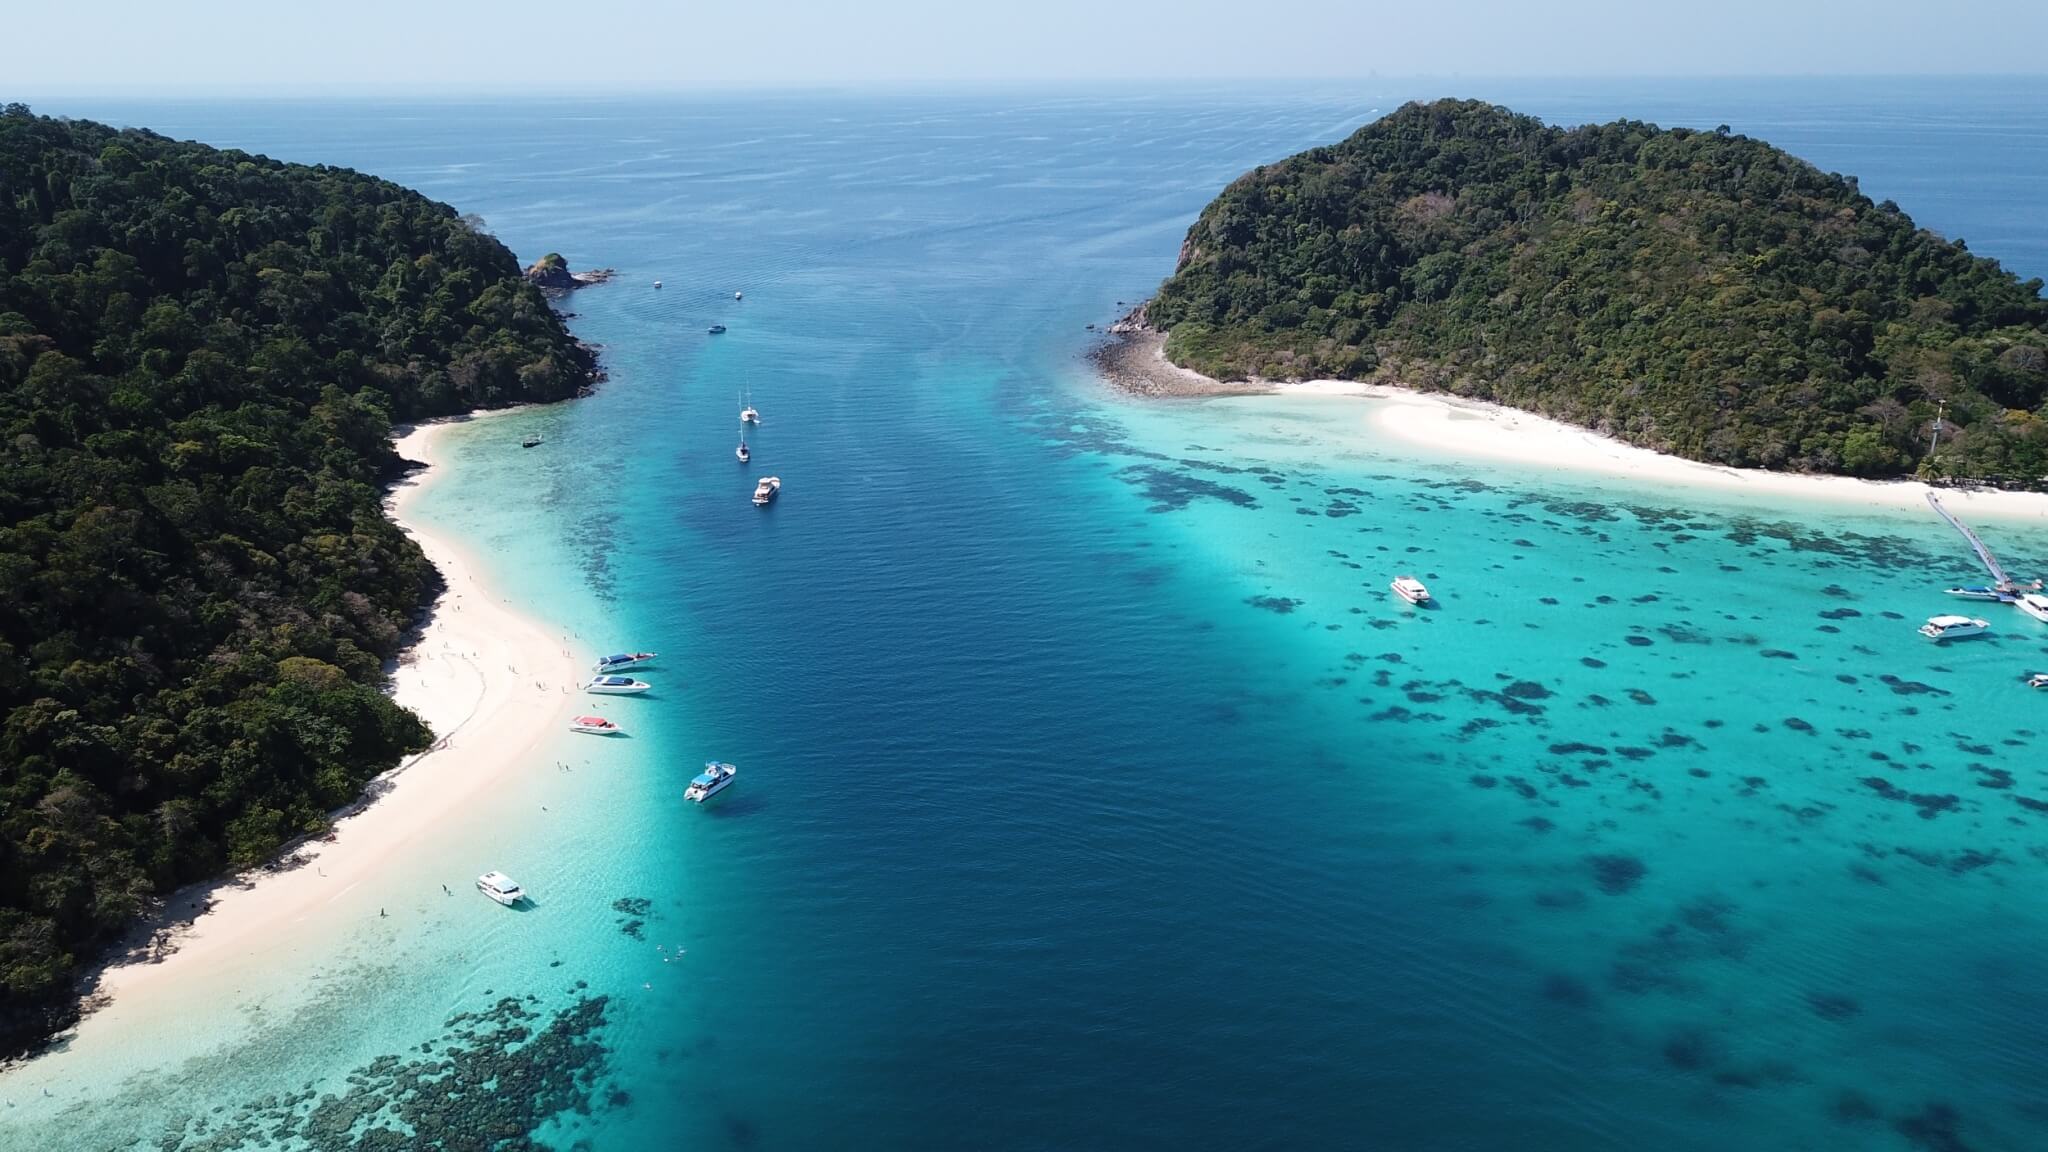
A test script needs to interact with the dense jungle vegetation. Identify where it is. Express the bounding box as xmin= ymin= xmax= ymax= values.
xmin=0 ymin=103 xmax=594 ymax=1053
xmin=1150 ymin=99 xmax=2048 ymax=481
